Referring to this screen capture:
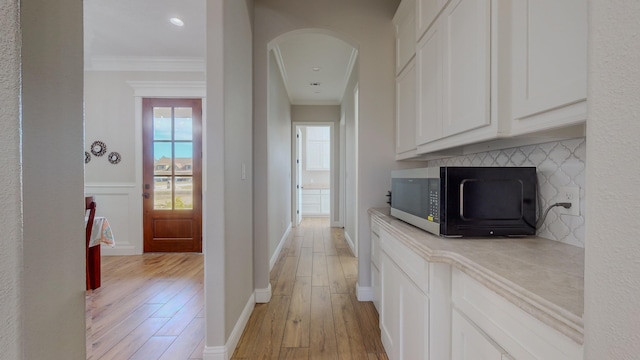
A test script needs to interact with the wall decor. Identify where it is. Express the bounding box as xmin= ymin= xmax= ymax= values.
xmin=84 ymin=151 xmax=91 ymax=163
xmin=90 ymin=140 xmax=107 ymax=157
xmin=107 ymin=152 xmax=121 ymax=164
